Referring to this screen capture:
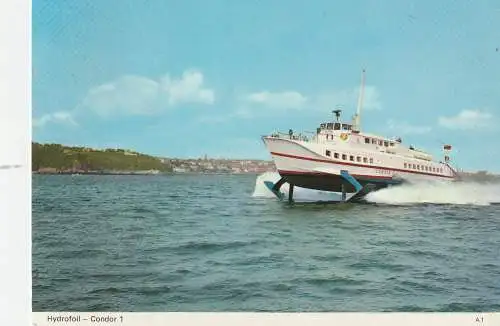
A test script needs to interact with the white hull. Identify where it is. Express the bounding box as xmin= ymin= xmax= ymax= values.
xmin=262 ymin=136 xmax=456 ymax=193
xmin=261 ymin=69 xmax=458 ymax=196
